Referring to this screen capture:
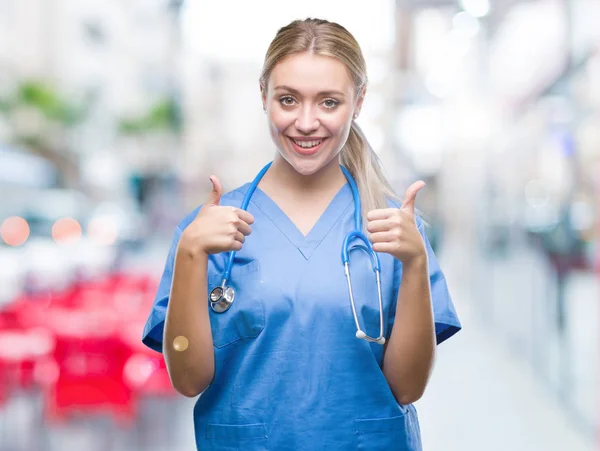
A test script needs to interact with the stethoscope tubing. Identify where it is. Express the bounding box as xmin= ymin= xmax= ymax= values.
xmin=210 ymin=161 xmax=386 ymax=345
